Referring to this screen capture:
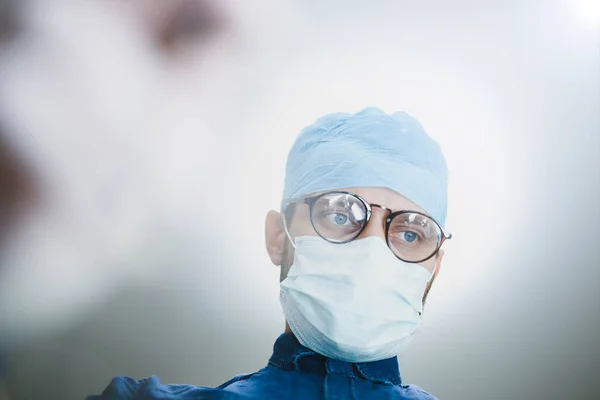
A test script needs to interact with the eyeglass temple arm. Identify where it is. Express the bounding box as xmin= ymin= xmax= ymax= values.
xmin=441 ymin=227 xmax=452 ymax=240
xmin=281 ymin=197 xmax=310 ymax=215
xmin=283 ymin=197 xmax=308 ymax=204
